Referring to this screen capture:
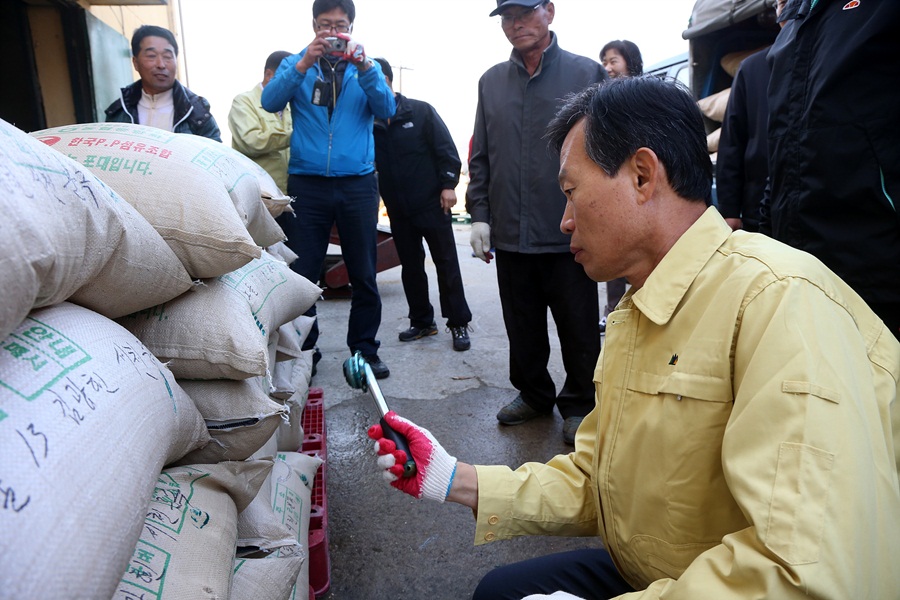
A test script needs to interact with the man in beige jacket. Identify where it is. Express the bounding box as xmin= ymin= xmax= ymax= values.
xmin=368 ymin=77 xmax=900 ymax=599
xmin=228 ymin=50 xmax=293 ymax=193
